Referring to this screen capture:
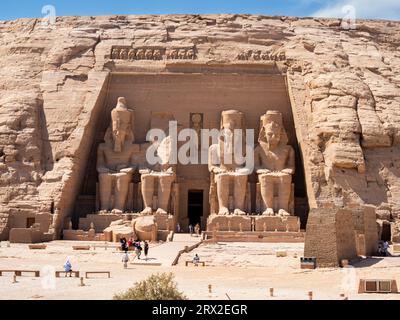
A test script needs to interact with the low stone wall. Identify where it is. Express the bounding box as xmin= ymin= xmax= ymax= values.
xmin=9 ymin=228 xmax=54 ymax=243
xmin=79 ymin=214 xmax=126 ymax=232
xmin=203 ymin=231 xmax=305 ymax=243
xmin=255 ymin=216 xmax=300 ymax=232
xmin=207 ymin=214 xmax=301 ymax=233
xmin=63 ymin=229 xmax=105 ymax=241
xmin=207 ymin=215 xmax=252 ymax=232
